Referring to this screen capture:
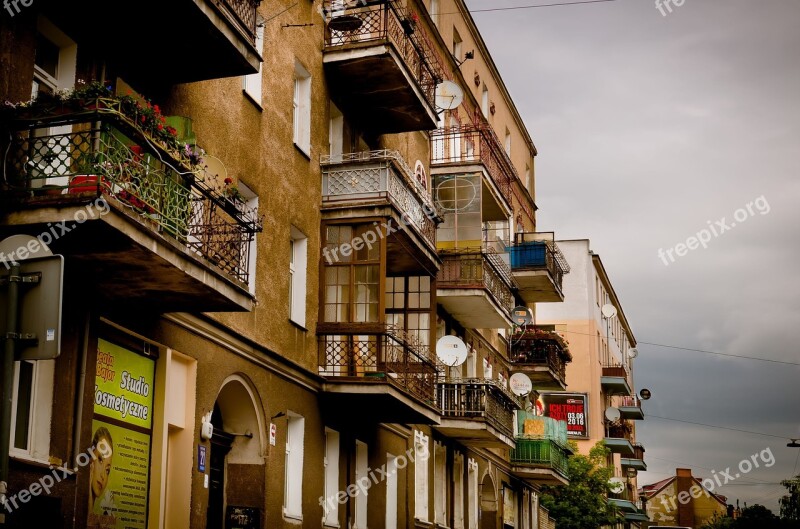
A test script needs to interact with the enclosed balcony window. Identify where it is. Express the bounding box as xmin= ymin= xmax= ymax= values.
xmin=323 ymin=224 xmax=380 ymax=322
xmin=435 ymin=174 xmax=482 ymax=247
xmin=386 ymin=276 xmax=432 ymax=350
